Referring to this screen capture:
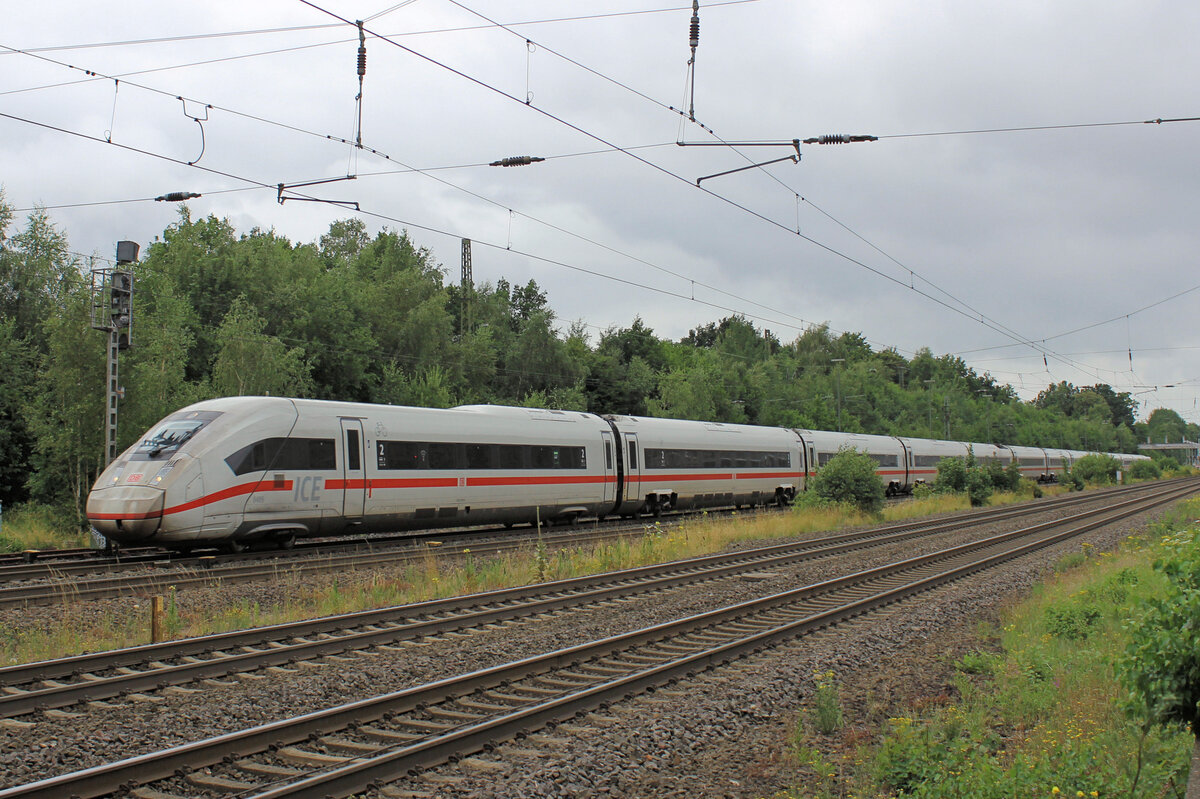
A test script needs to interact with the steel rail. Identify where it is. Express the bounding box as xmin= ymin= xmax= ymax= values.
xmin=0 ymin=480 xmax=1172 ymax=717
xmin=0 ymin=522 xmax=658 ymax=608
xmin=1 ymin=479 xmax=1167 ymax=583
xmin=2 ymin=480 xmax=1191 ymax=799
xmin=0 ymin=480 xmax=1163 ymax=607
